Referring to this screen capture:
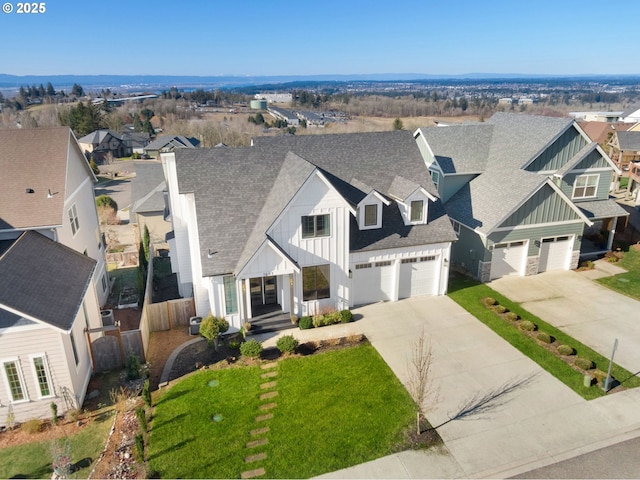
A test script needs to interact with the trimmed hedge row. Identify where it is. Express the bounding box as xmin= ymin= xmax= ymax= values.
xmin=299 ymin=309 xmax=354 ymax=330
